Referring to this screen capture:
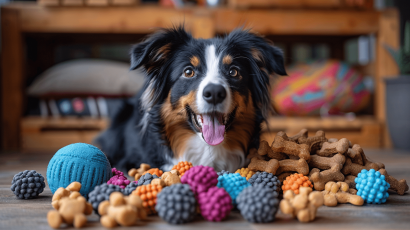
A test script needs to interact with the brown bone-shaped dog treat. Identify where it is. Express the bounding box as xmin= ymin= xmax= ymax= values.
xmin=247 ymin=148 xmax=265 ymax=160
xmin=344 ymin=175 xmax=357 ymax=189
xmin=271 ymin=135 xmax=310 ymax=163
xmin=316 ymin=138 xmax=350 ymax=156
xmin=248 ymin=157 xmax=279 ymax=174
xmin=298 ymin=130 xmax=327 ymax=152
xmin=378 ymin=169 xmax=409 ymax=195
xmin=341 ymin=158 xmax=380 ymax=176
xmin=309 ymin=166 xmax=345 ymax=191
xmin=288 ymin=129 xmax=308 ymax=143
xmin=358 ymin=147 xmax=385 ymax=169
xmin=276 ymin=159 xmax=310 ymax=176
xmin=346 ymin=144 xmax=364 ymax=165
xmin=278 ymin=172 xmax=293 ymax=182
xmin=309 ymin=154 xmax=345 ymax=171
xmin=258 ymin=140 xmax=287 ymax=160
